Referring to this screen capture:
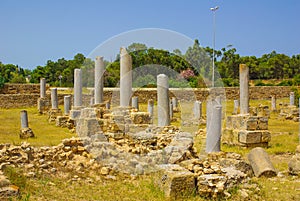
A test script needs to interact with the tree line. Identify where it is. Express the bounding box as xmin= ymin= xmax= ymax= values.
xmin=0 ymin=40 xmax=300 ymax=88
